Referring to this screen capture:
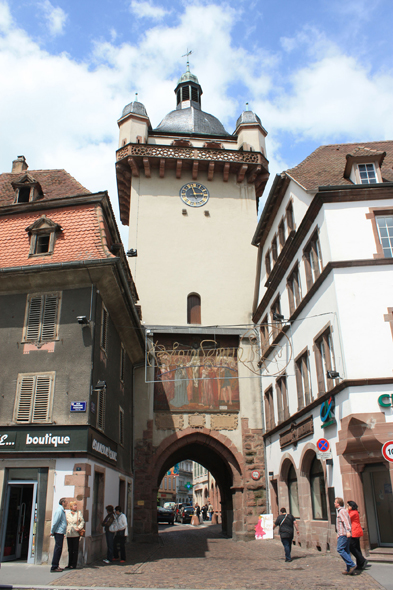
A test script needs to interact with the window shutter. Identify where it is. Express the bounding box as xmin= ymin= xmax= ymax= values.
xmin=41 ymin=295 xmax=59 ymax=341
xmin=16 ymin=376 xmax=35 ymax=422
xmin=26 ymin=296 xmax=43 ymax=341
xmin=187 ymin=294 xmax=201 ymax=324
xmin=119 ymin=408 xmax=124 ymax=445
xmin=32 ymin=375 xmax=51 ymax=422
xmin=101 ymin=306 xmax=108 ymax=351
xmin=97 ymin=388 xmax=106 ymax=430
